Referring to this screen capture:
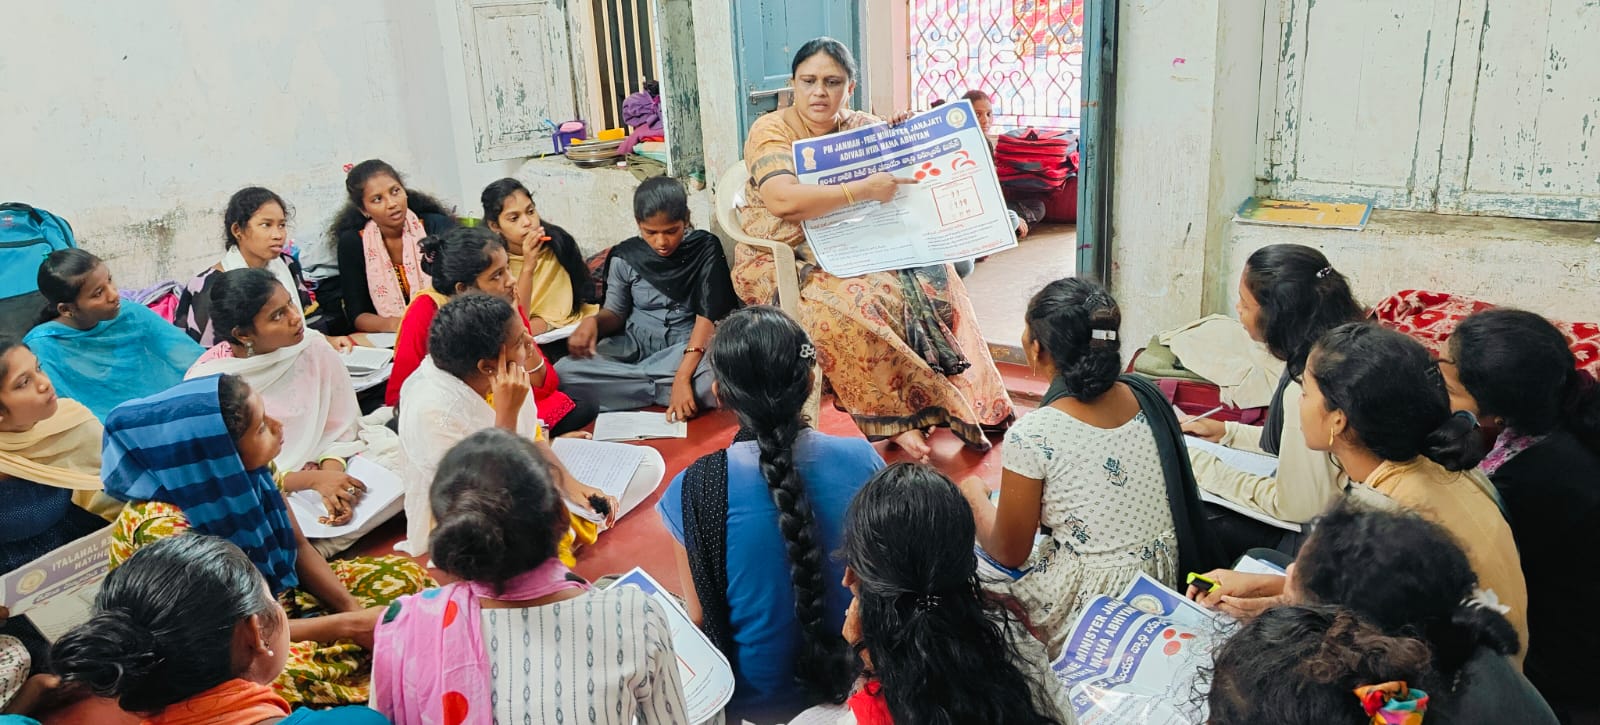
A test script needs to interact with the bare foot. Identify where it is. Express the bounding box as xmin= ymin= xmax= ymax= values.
xmin=890 ymin=429 xmax=932 ymax=462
